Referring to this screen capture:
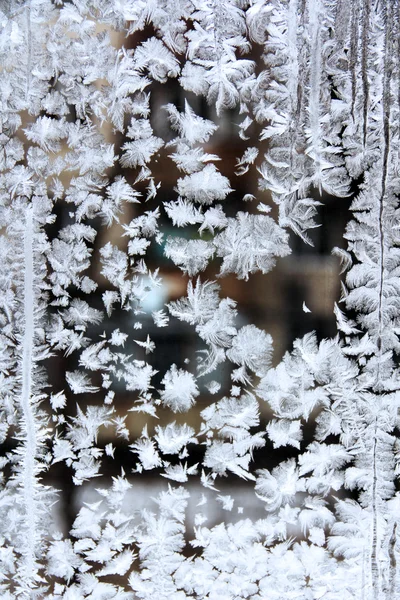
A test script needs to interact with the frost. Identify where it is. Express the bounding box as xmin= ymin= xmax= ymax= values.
xmin=214 ymin=213 xmax=291 ymax=279
xmin=1 ymin=1 xmax=400 ymax=598
xmin=267 ymin=419 xmax=303 ymax=450
xmin=164 ymin=237 xmax=214 ymax=275
xmin=227 ymin=324 xmax=273 ymax=376
xmin=176 ymin=165 xmax=232 ymax=205
xmin=165 ymin=100 xmax=218 ymax=144
xmin=130 ymin=438 xmax=162 ymax=471
xmin=255 ymin=460 xmax=304 ymax=512
xmin=66 ymin=371 xmax=100 ymax=395
xmin=151 ymin=310 xmax=169 ymax=328
xmin=155 ymin=423 xmax=197 ymax=455
xmin=160 ymin=365 xmax=199 ymax=413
